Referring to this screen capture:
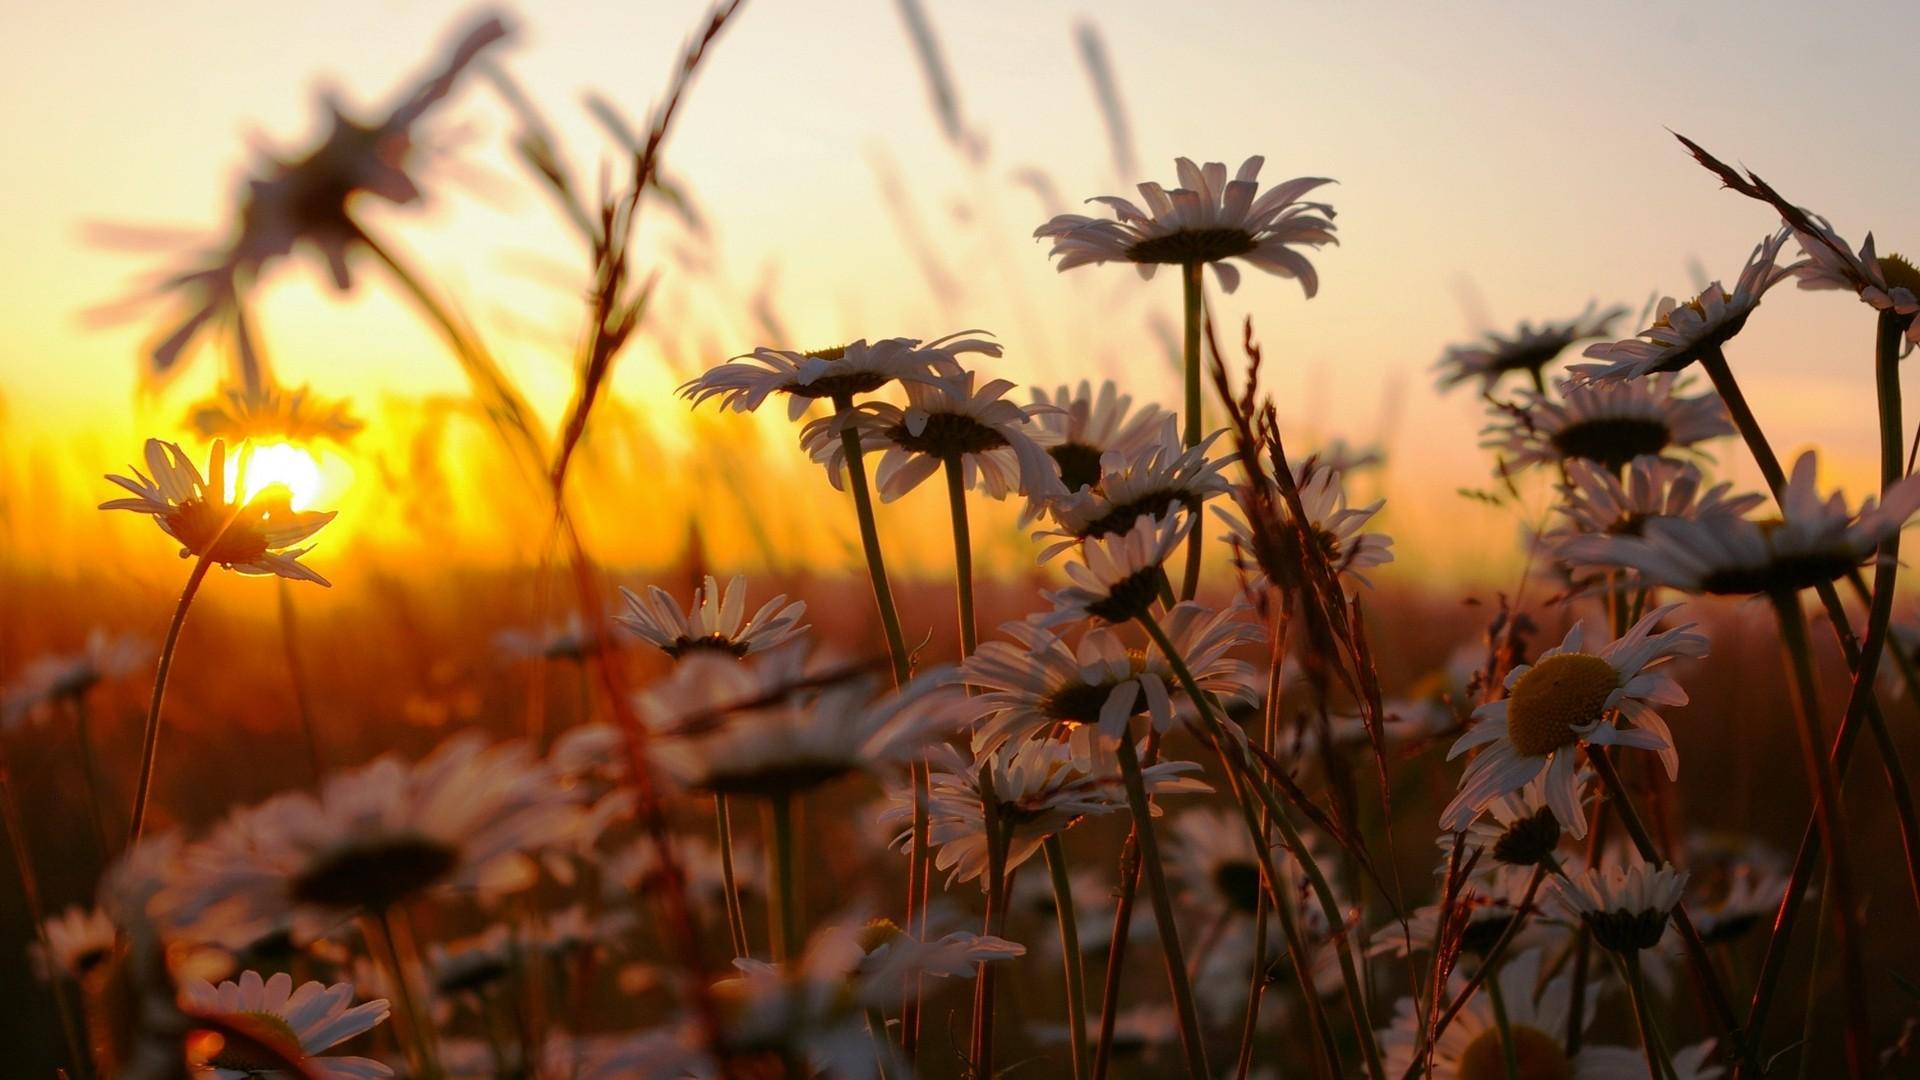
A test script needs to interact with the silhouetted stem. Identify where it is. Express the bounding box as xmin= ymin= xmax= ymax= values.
xmin=1044 ymin=835 xmax=1090 ymax=1080
xmin=1179 ymin=261 xmax=1206 ymax=600
xmin=1114 ymin=734 xmax=1211 ymax=1078
xmin=766 ymin=793 xmax=799 ymax=964
xmin=128 ymin=551 xmax=216 ymax=848
xmin=714 ymin=794 xmax=749 ymax=958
